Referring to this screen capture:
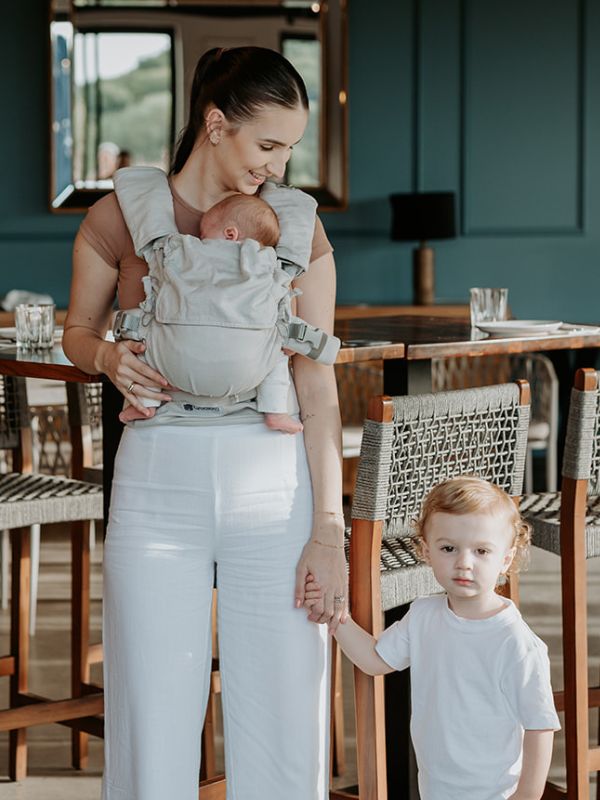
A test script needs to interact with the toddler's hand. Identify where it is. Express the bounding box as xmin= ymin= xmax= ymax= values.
xmin=304 ymin=573 xmax=325 ymax=615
